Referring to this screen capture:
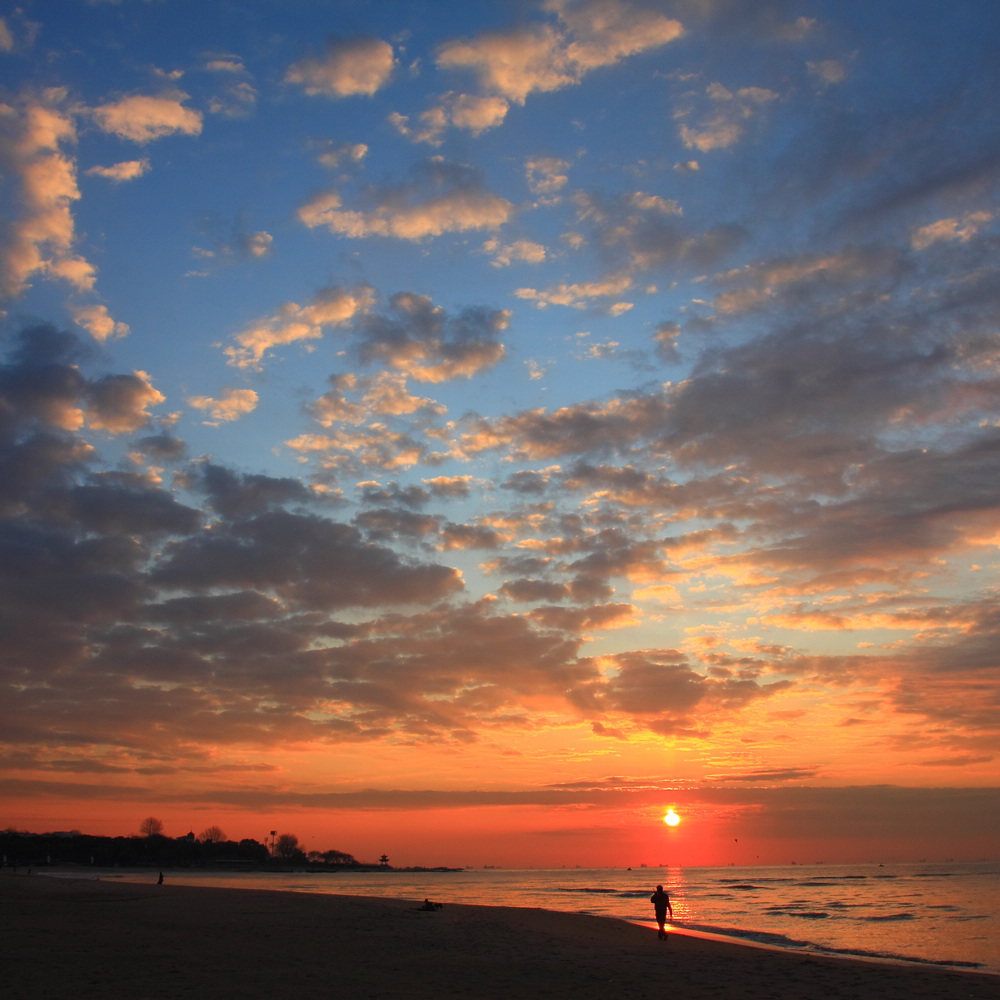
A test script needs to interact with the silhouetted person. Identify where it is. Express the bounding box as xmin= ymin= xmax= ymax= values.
xmin=417 ymin=898 xmax=442 ymax=910
xmin=157 ymin=871 xmax=164 ymax=884
xmin=650 ymin=884 xmax=673 ymax=940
